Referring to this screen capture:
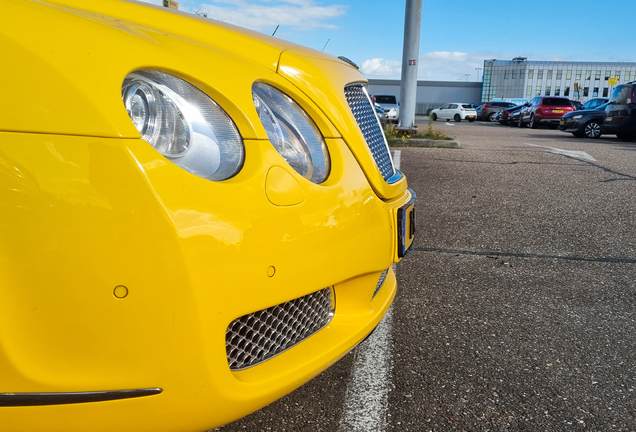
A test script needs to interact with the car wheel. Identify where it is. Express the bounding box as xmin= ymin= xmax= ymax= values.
xmin=431 ymin=113 xmax=437 ymax=121
xmin=488 ymin=112 xmax=497 ymax=122
xmin=529 ymin=114 xmax=538 ymax=129
xmin=454 ymin=114 xmax=461 ymax=122
xmin=583 ymin=121 xmax=602 ymax=138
